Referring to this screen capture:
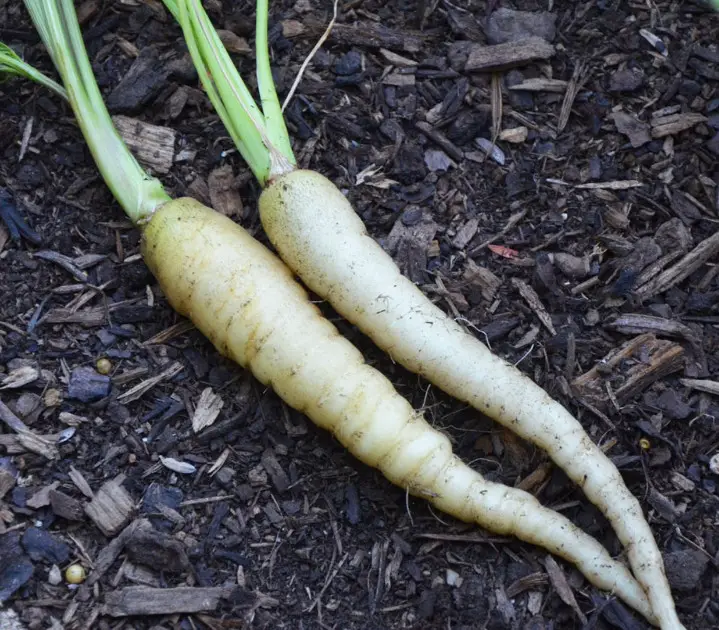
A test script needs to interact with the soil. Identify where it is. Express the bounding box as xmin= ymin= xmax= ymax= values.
xmin=1 ymin=0 xmax=718 ymax=629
